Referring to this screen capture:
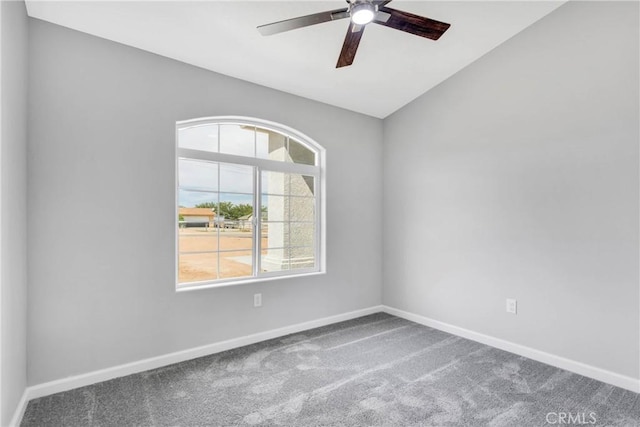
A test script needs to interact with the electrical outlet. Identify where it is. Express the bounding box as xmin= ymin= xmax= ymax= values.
xmin=506 ymin=298 xmax=517 ymax=314
xmin=254 ymin=293 xmax=262 ymax=308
